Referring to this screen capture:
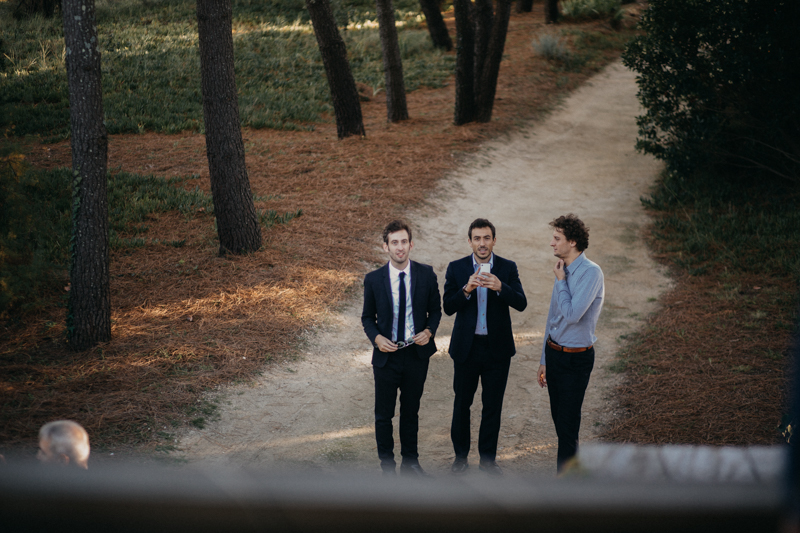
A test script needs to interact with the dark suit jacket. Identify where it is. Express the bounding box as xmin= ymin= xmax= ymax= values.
xmin=443 ymin=254 xmax=527 ymax=363
xmin=362 ymin=261 xmax=442 ymax=368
